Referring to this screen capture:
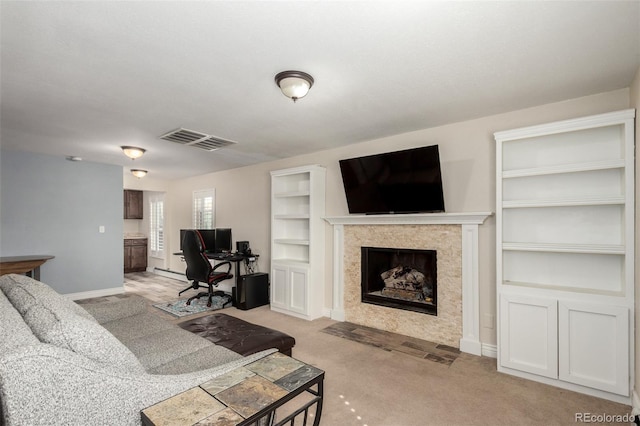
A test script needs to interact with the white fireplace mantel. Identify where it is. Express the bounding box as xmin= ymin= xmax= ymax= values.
xmin=324 ymin=212 xmax=492 ymax=356
xmin=323 ymin=212 xmax=491 ymax=226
